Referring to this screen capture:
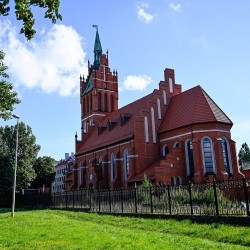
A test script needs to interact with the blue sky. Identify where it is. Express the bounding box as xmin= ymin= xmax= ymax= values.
xmin=0 ymin=1 xmax=250 ymax=160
